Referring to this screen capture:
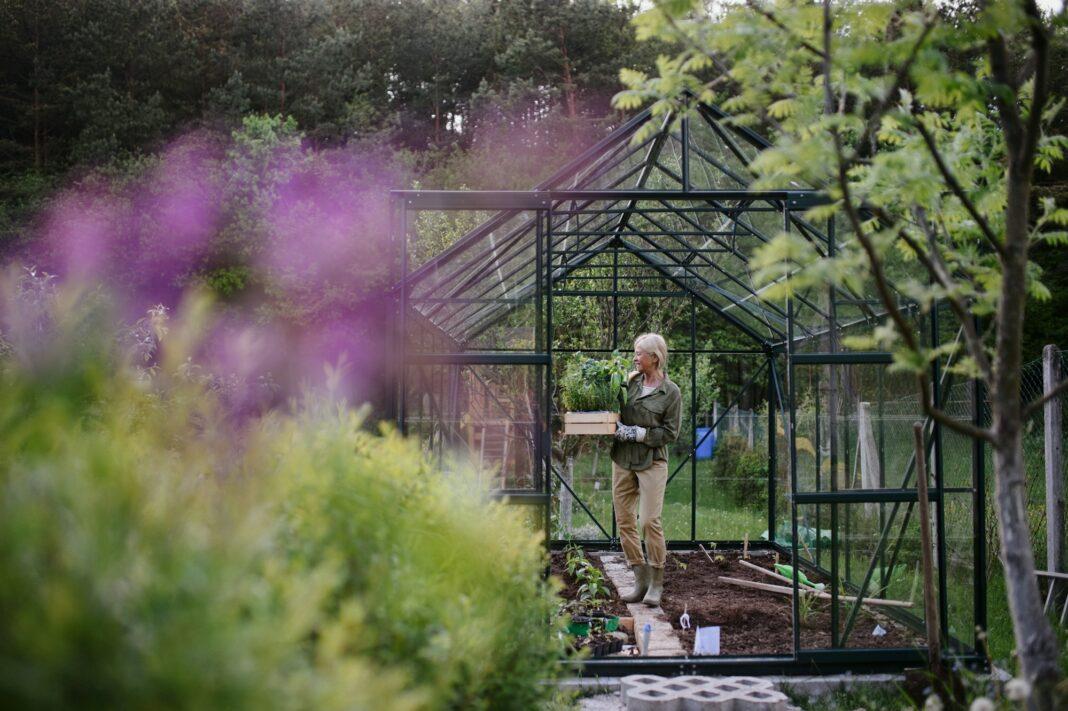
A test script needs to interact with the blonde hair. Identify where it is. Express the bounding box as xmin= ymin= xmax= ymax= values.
xmin=633 ymin=333 xmax=668 ymax=380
